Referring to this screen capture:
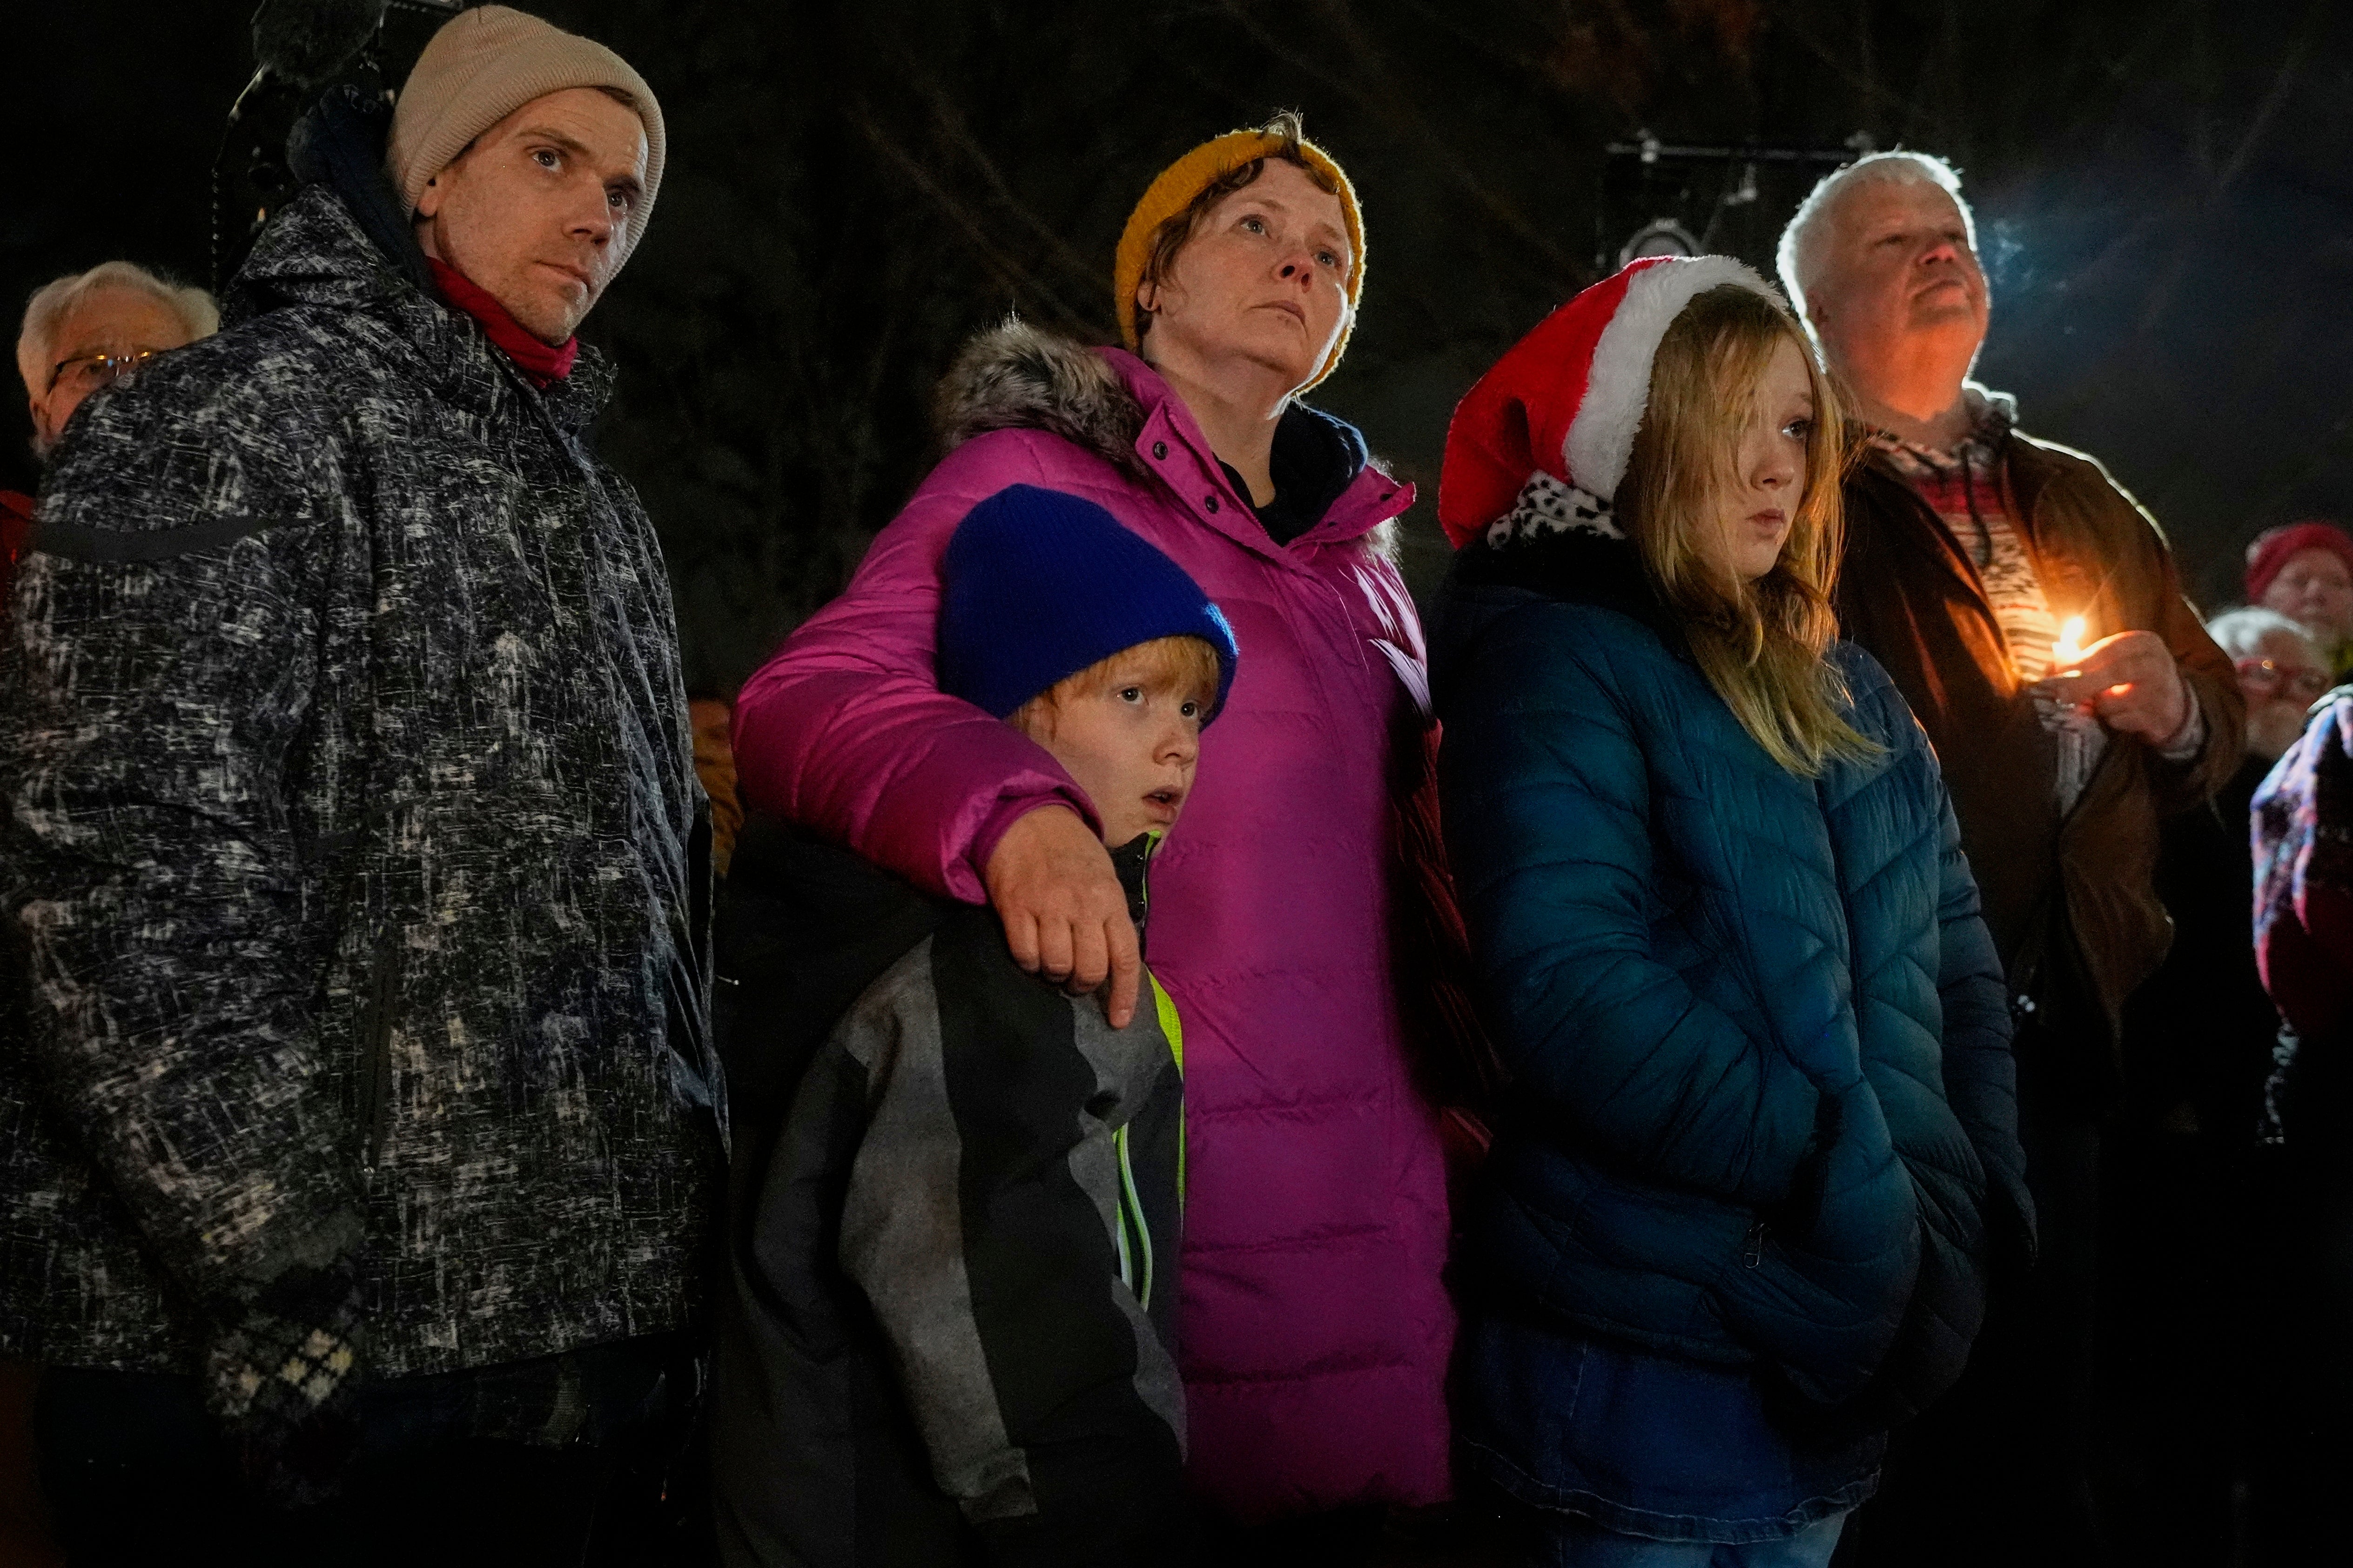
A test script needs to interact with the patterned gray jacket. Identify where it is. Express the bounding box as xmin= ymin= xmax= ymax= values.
xmin=0 ymin=182 xmax=722 ymax=1377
